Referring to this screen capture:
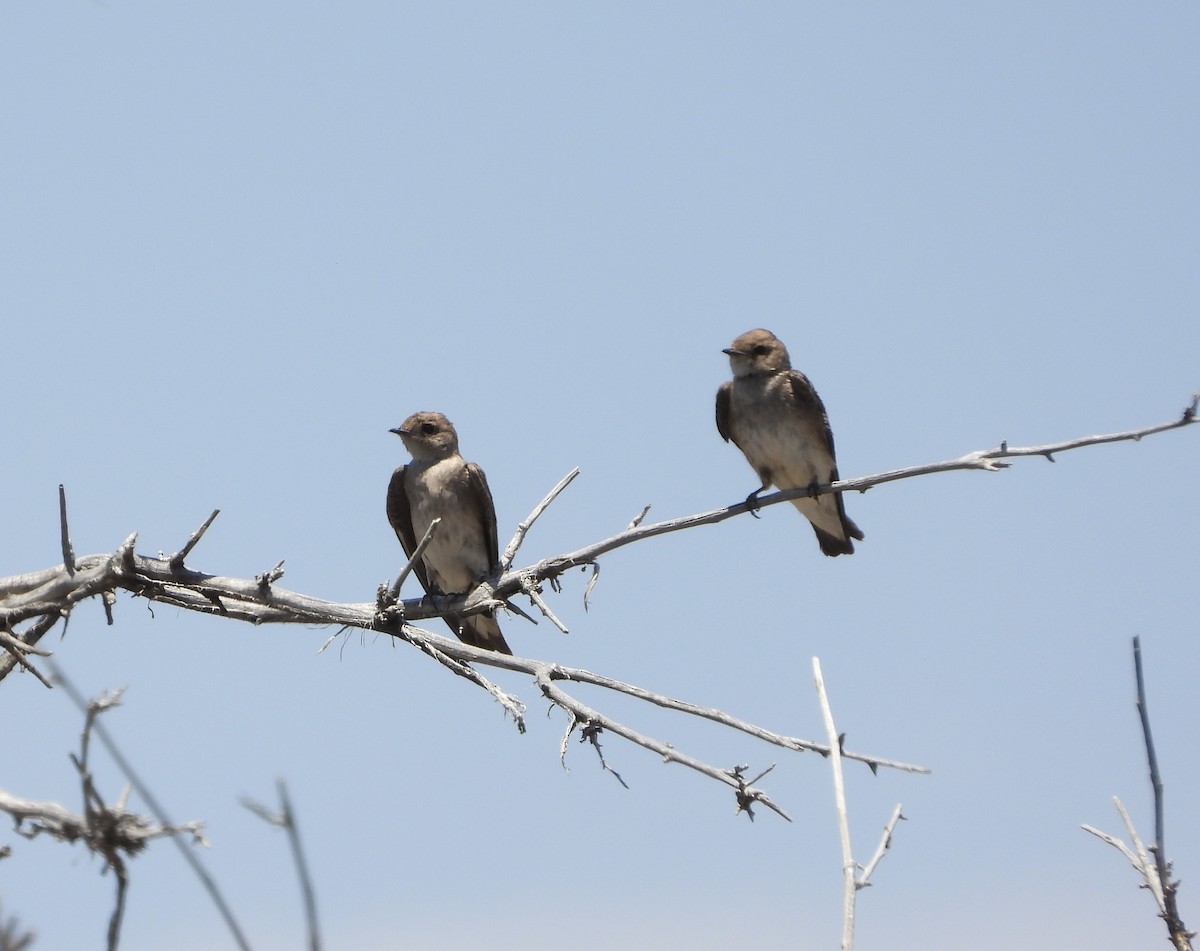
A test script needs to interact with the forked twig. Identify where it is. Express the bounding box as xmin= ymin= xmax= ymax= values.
xmin=242 ymin=779 xmax=322 ymax=951
xmin=1081 ymin=636 xmax=1193 ymax=951
xmin=814 ymin=657 xmax=905 ymax=950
